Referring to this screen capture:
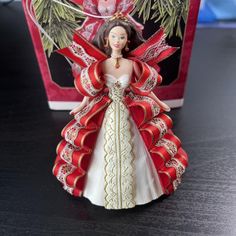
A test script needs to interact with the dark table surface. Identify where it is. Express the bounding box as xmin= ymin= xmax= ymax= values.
xmin=1 ymin=3 xmax=236 ymax=236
